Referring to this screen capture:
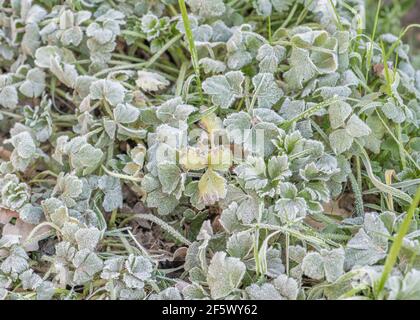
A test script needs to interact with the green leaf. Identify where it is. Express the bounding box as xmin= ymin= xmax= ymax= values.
xmin=329 ymin=129 xmax=353 ymax=154
xmin=157 ymin=162 xmax=182 ymax=194
xmin=207 ymin=251 xmax=246 ymax=299
xmin=202 ymin=71 xmax=245 ymax=109
xmin=19 ymin=68 xmax=46 ymax=98
xmin=284 ymin=47 xmax=318 ymax=90
xmin=329 ymin=100 xmax=352 ymax=129
xmin=257 ymin=44 xmax=286 ymax=73
xmin=90 ymin=79 xmax=126 ymax=106
xmin=345 ymin=115 xmax=371 ymax=138
xmin=252 ymin=73 xmax=283 ymax=108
